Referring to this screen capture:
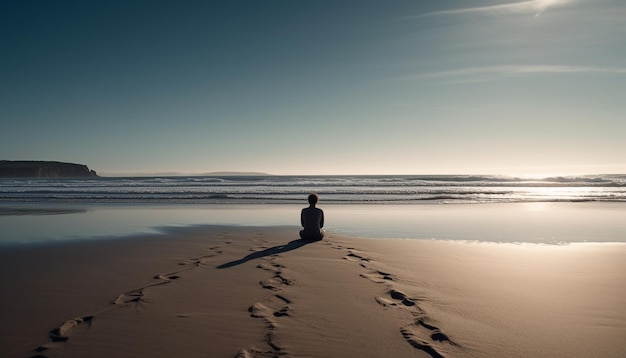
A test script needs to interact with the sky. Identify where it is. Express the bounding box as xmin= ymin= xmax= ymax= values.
xmin=1 ymin=0 xmax=625 ymax=176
